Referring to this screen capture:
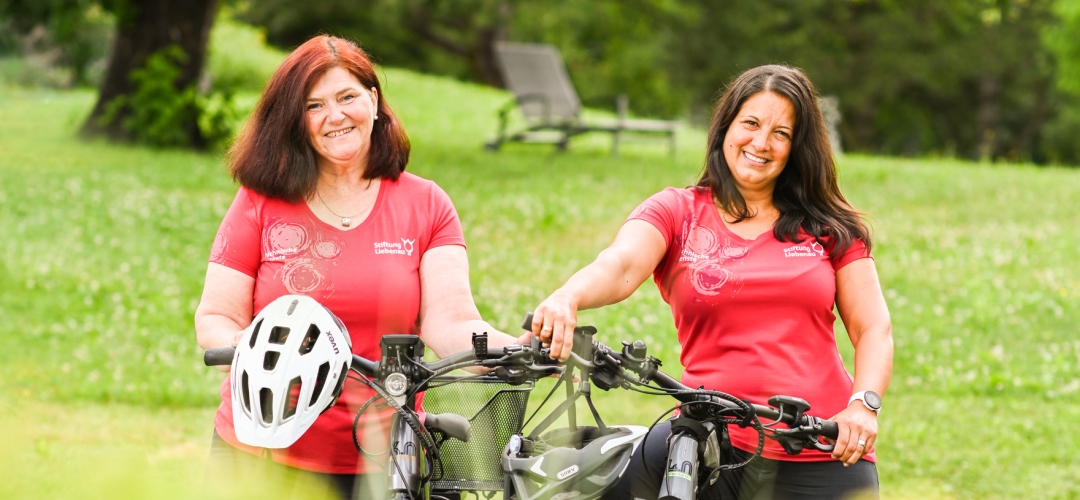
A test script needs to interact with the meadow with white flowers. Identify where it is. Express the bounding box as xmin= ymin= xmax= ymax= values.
xmin=1 ymin=46 xmax=1078 ymax=498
